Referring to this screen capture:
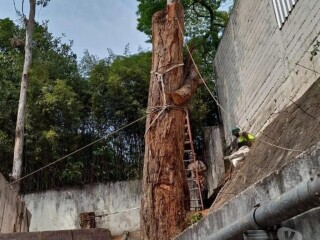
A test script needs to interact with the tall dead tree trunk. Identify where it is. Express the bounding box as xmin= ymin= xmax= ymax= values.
xmin=141 ymin=2 xmax=202 ymax=240
xmin=11 ymin=0 xmax=36 ymax=192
